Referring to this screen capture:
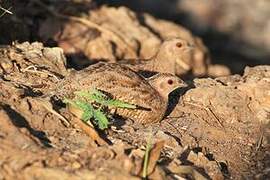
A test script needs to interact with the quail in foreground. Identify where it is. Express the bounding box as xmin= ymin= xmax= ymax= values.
xmin=119 ymin=37 xmax=194 ymax=77
xmin=54 ymin=62 xmax=187 ymax=124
